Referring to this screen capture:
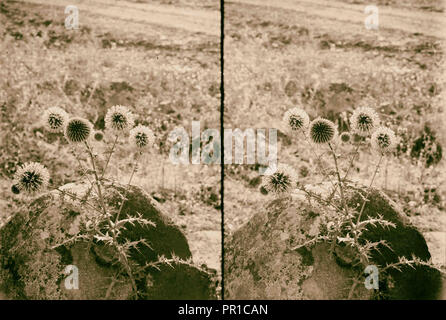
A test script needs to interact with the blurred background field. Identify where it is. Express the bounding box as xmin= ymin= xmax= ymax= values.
xmin=224 ymin=0 xmax=446 ymax=269
xmin=0 ymin=0 xmax=221 ymax=272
